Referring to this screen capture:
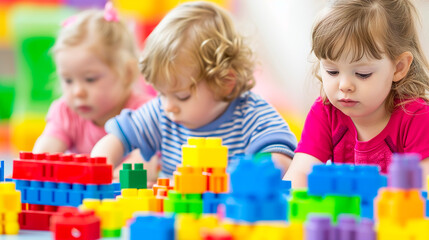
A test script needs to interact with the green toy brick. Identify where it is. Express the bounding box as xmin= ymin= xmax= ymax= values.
xmin=119 ymin=163 xmax=147 ymax=189
xmin=102 ymin=229 xmax=121 ymax=238
xmin=288 ymin=189 xmax=360 ymax=223
xmin=164 ymin=190 xmax=203 ymax=215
